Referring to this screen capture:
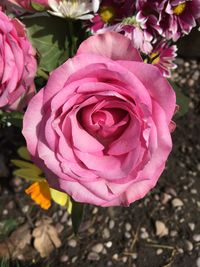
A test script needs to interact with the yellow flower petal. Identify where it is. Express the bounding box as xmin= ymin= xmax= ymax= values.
xmin=25 ymin=181 xmax=51 ymax=210
xmin=50 ymin=188 xmax=72 ymax=214
xmin=50 ymin=188 xmax=68 ymax=206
